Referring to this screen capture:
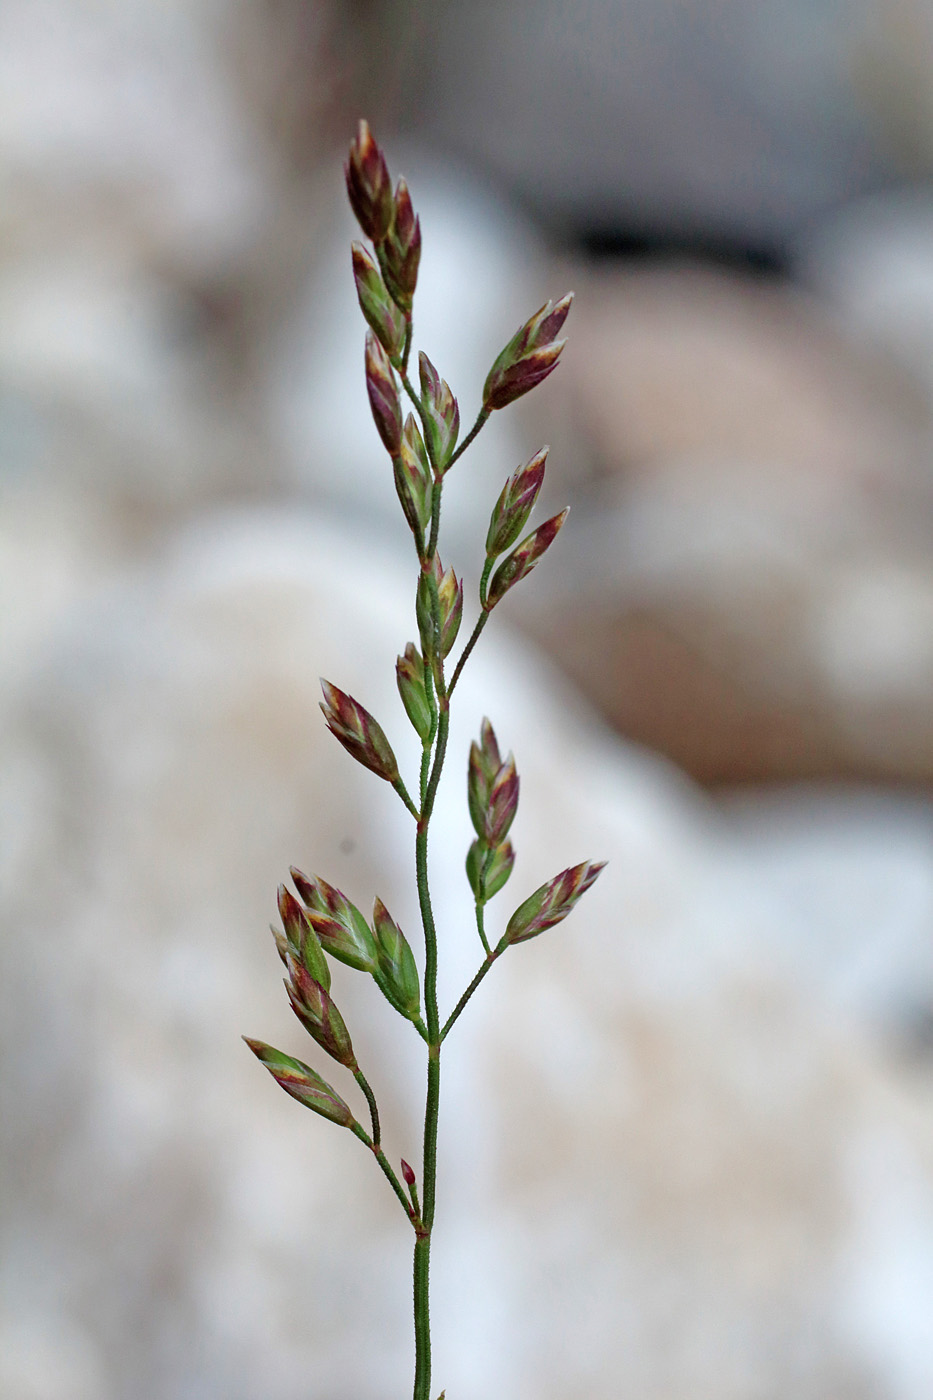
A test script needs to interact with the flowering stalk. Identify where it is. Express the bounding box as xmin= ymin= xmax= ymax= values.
xmin=244 ymin=119 xmax=604 ymax=1400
